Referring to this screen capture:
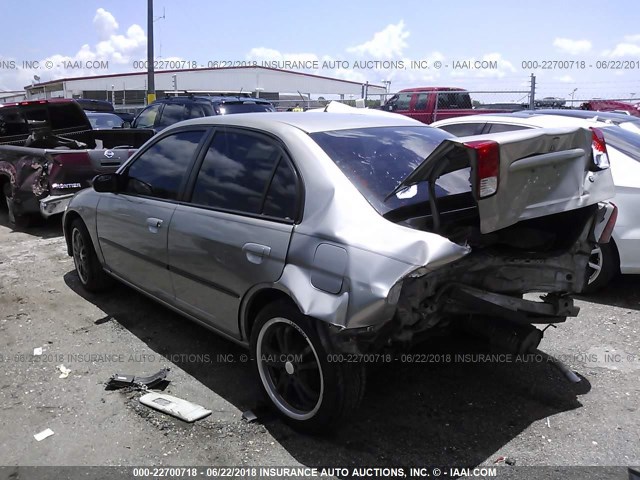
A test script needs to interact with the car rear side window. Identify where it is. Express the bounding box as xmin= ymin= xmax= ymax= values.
xmin=0 ymin=108 xmax=29 ymax=136
xmin=437 ymin=92 xmax=472 ymax=109
xmin=47 ymin=103 xmax=89 ymax=129
xmin=186 ymin=103 xmax=211 ymax=118
xmin=124 ymin=130 xmax=205 ymax=200
xmin=190 ymin=130 xmax=283 ymax=215
xmin=263 ymin=159 xmax=297 ymax=220
xmin=415 ymin=93 xmax=429 ymax=110
xmin=157 ymin=103 xmax=186 ymax=128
